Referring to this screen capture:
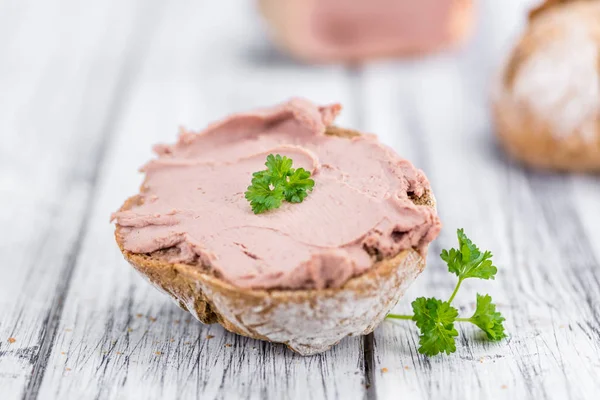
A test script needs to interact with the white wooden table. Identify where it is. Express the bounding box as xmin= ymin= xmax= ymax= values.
xmin=2 ymin=0 xmax=600 ymax=399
